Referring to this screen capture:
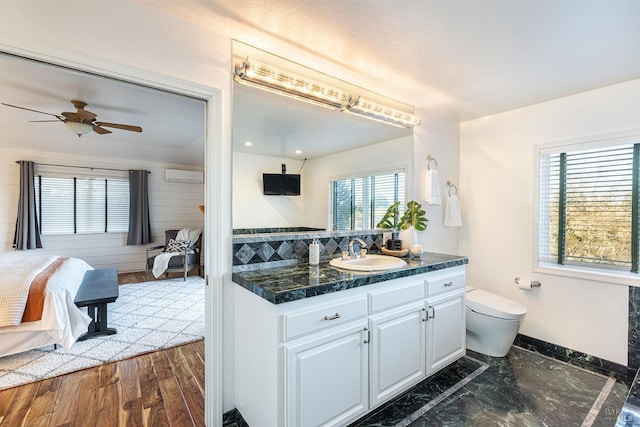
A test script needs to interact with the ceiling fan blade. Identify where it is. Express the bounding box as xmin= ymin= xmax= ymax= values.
xmin=62 ymin=112 xmax=82 ymax=122
xmin=94 ymin=122 xmax=142 ymax=132
xmin=92 ymin=125 xmax=112 ymax=135
xmin=2 ymin=103 xmax=63 ymax=119
xmin=75 ymin=108 xmax=97 ymax=121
